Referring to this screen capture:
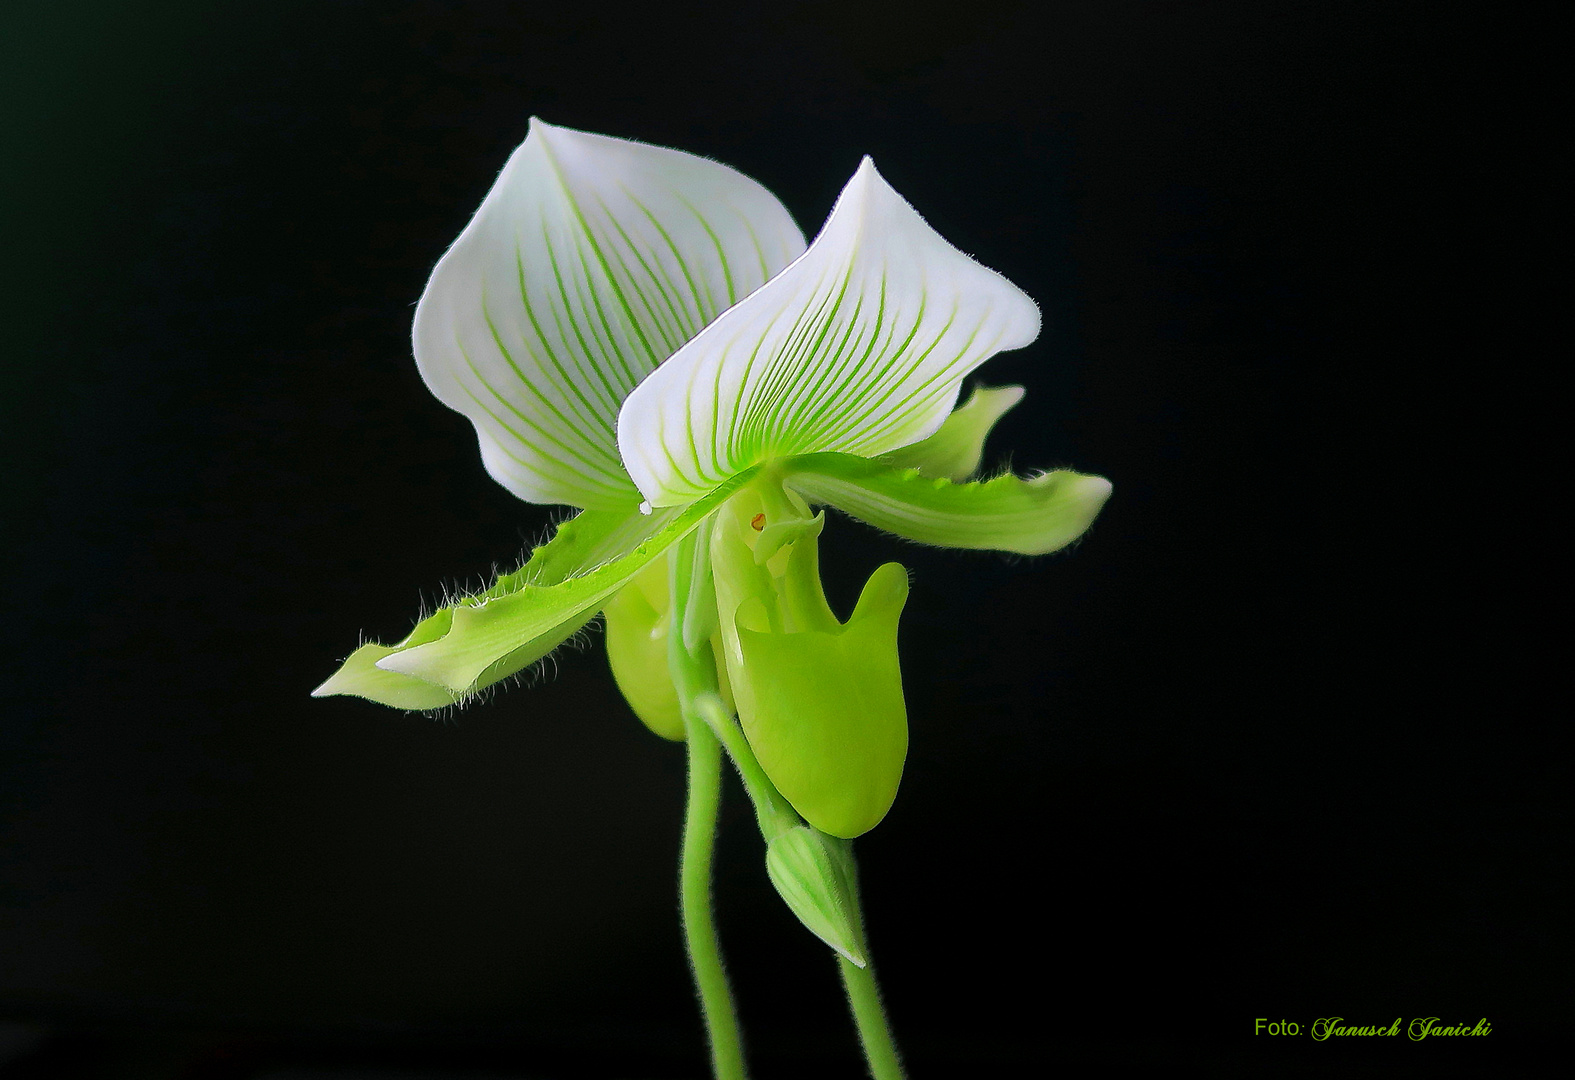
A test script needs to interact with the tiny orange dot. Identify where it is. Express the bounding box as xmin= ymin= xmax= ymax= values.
xmin=751 ymin=513 xmax=766 ymax=531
